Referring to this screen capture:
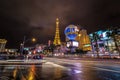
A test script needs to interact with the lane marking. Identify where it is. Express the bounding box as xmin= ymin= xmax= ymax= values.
xmin=46 ymin=60 xmax=120 ymax=74
xmin=92 ymin=67 xmax=120 ymax=74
